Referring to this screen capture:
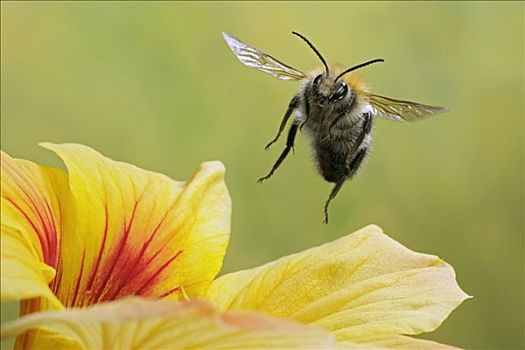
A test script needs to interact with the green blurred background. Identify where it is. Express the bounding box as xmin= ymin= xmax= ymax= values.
xmin=1 ymin=2 xmax=523 ymax=349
